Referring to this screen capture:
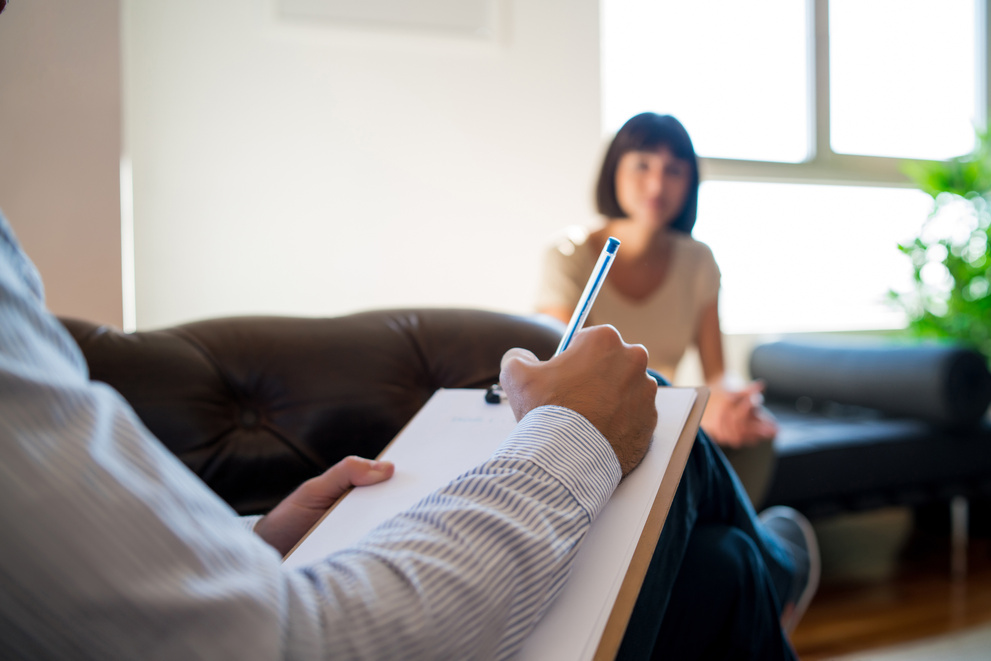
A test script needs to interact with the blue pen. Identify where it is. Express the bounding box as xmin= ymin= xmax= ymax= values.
xmin=554 ymin=236 xmax=621 ymax=355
